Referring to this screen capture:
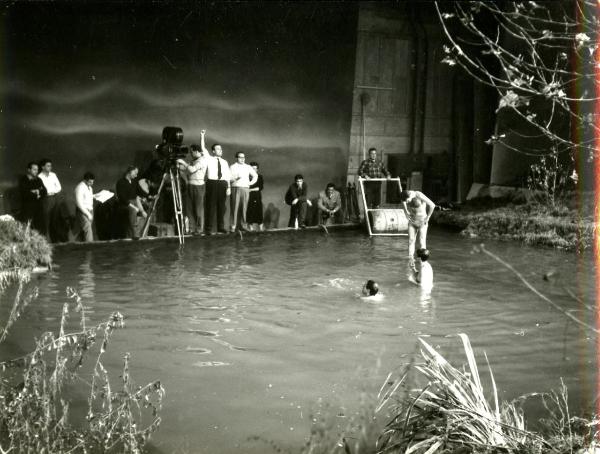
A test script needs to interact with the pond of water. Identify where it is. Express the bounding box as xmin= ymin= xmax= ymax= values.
xmin=1 ymin=228 xmax=596 ymax=453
